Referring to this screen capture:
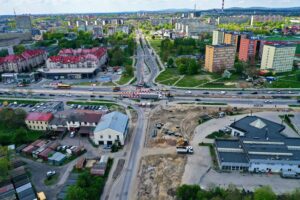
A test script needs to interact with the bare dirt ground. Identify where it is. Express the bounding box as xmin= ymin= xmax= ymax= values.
xmin=145 ymin=104 xmax=223 ymax=148
xmin=136 ymin=154 xmax=187 ymax=200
